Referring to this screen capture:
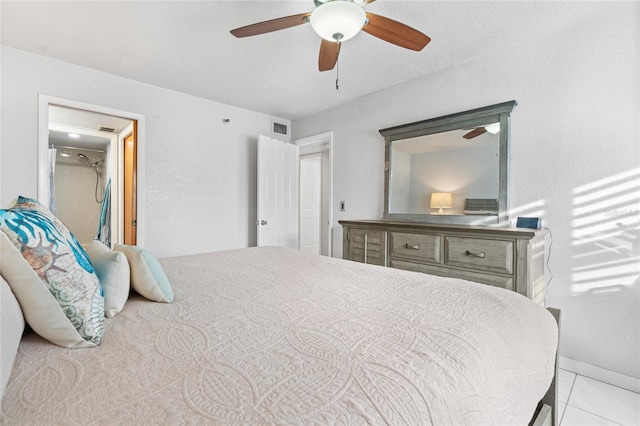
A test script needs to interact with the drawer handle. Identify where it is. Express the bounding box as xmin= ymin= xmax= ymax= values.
xmin=405 ymin=243 xmax=420 ymax=250
xmin=465 ymin=250 xmax=485 ymax=258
